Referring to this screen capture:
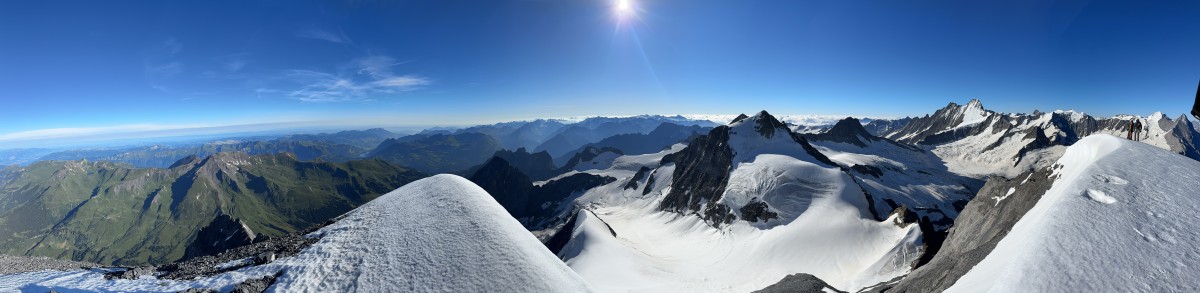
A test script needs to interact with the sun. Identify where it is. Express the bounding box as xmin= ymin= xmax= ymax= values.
xmin=615 ymin=0 xmax=635 ymax=17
